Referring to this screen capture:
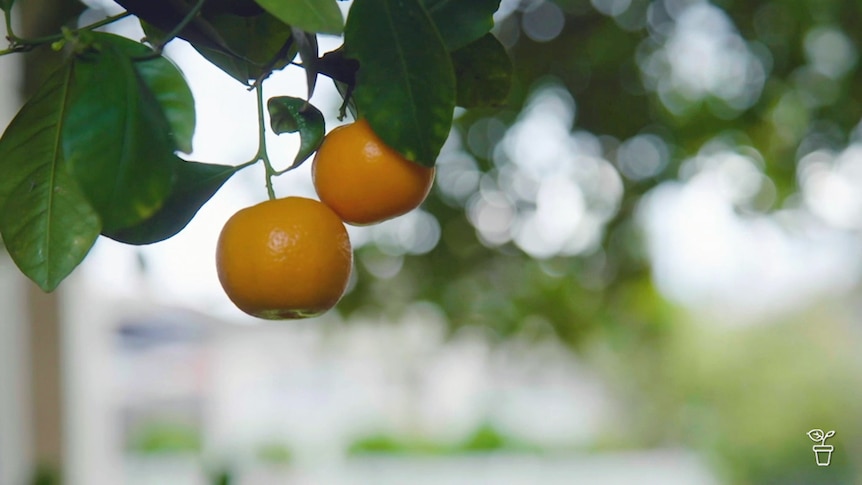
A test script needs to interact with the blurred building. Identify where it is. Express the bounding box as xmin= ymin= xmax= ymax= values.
xmin=0 ymin=247 xmax=719 ymax=484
